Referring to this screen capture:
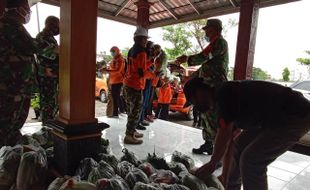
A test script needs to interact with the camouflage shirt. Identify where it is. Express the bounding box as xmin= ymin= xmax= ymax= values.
xmin=35 ymin=29 xmax=59 ymax=77
xmin=0 ymin=17 xmax=36 ymax=96
xmin=188 ymin=35 xmax=229 ymax=87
